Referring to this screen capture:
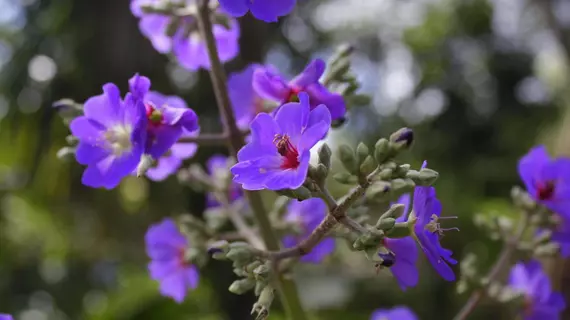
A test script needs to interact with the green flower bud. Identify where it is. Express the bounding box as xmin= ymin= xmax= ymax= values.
xmin=360 ymin=155 xmax=377 ymax=176
xmin=353 ymin=229 xmax=384 ymax=249
xmin=390 ymin=178 xmax=415 ymax=196
xmin=356 ymin=142 xmax=370 ymax=165
xmin=376 ymin=217 xmax=396 ymax=231
xmin=246 ymin=261 xmax=263 ymax=274
xmin=226 ymin=247 xmax=253 ymax=263
xmin=333 ymin=172 xmax=358 ymax=185
xmin=366 ymin=181 xmax=391 ymax=202
xmin=254 ymin=280 xmax=267 ymax=296
xmin=253 ymin=264 xmax=270 ymax=280
xmin=393 ymin=164 xmax=411 ymax=178
xmin=511 ymin=186 xmax=536 ymax=210
xmin=417 ymin=168 xmax=439 ymax=186
xmin=374 ymin=138 xmax=391 ymax=164
xmin=318 ymin=143 xmax=332 ymax=170
xmin=338 ymin=144 xmax=357 ymax=174
xmin=229 ymin=278 xmax=256 ymax=295
xmin=251 ymin=286 xmax=274 ymax=320
xmin=378 ymin=168 xmax=393 ymax=180
xmin=380 ymin=204 xmax=405 ymax=220
xmin=385 ymin=223 xmax=411 ymax=238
